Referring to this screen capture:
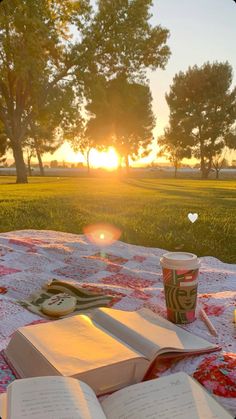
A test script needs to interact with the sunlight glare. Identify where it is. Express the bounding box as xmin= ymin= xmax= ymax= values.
xmin=90 ymin=147 xmax=119 ymax=170
xmin=84 ymin=223 xmax=122 ymax=246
